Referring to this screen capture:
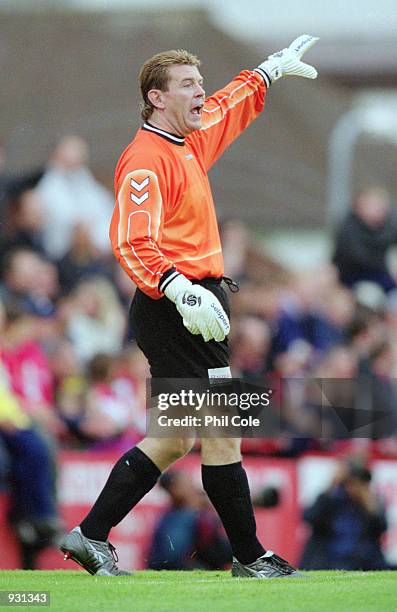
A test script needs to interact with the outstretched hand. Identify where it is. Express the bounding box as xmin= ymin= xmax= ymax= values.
xmin=256 ymin=34 xmax=319 ymax=85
